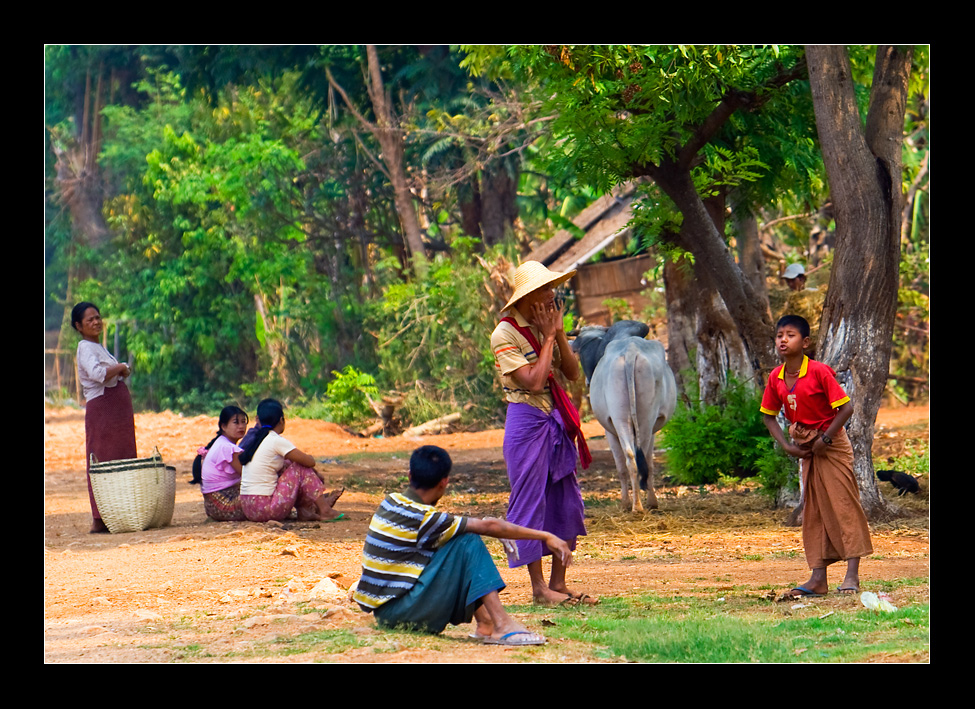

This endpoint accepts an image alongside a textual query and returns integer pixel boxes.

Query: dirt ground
[43,404,929,663]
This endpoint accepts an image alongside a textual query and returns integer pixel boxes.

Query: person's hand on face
[526,287,563,339]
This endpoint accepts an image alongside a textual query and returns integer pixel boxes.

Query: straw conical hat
[502,261,576,312]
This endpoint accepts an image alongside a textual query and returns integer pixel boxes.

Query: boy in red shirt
[760,315,873,599]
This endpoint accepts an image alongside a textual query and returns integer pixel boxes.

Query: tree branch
[759,203,831,233]
[325,66,376,133]
[679,56,808,168]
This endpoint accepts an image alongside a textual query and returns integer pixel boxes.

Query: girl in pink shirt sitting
[198,406,249,521]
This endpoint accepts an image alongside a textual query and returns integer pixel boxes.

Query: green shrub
[366,246,502,426]
[753,435,798,501]
[878,441,929,479]
[661,375,792,495]
[315,365,381,428]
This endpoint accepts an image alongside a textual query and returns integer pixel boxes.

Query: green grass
[159,592,928,663]
[157,580,927,663]
[525,593,929,663]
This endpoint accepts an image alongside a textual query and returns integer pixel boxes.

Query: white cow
[573,321,677,512]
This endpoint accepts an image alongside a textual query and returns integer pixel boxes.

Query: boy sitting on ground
[353,445,571,645]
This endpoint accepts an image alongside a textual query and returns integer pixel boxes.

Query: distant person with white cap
[781,262,808,292]
[776,261,824,359]
[490,261,597,606]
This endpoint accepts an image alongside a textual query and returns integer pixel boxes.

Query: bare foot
[781,570,828,599]
[549,584,599,605]
[472,619,494,640]
[295,501,320,521]
[778,577,828,600]
[317,507,344,521]
[563,592,599,606]
[484,626,546,645]
[532,588,574,606]
[309,487,343,521]
[321,488,344,507]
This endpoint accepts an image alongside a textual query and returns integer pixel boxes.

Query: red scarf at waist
[501,317,591,469]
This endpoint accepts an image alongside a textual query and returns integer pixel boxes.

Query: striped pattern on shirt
[490,314,560,413]
[353,489,468,611]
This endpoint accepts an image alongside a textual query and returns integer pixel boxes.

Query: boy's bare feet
[473,598,545,645]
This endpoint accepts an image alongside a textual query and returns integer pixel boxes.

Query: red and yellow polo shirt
[760,355,850,429]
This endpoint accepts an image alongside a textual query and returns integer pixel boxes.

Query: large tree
[806,45,917,519]
[325,46,429,275]
[465,45,813,388]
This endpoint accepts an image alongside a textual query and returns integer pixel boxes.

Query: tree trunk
[731,201,769,314]
[363,45,428,275]
[664,252,753,406]
[653,163,778,379]
[254,291,302,394]
[806,45,913,520]
[49,64,111,249]
[458,177,482,242]
[663,257,696,398]
[479,158,519,248]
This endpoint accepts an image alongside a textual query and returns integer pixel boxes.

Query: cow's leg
[605,430,638,512]
[643,436,658,510]
[626,450,643,513]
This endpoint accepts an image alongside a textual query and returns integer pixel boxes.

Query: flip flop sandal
[834,586,859,594]
[776,586,825,602]
[560,593,599,607]
[482,631,546,646]
[321,513,346,523]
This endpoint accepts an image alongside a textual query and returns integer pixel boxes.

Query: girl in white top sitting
[238,398,344,522]
[72,301,138,533]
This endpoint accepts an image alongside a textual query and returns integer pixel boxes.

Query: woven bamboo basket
[89,448,177,534]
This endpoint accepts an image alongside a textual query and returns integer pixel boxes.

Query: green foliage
[467,45,822,261]
[601,297,634,322]
[753,435,799,501]
[99,68,194,192]
[318,366,381,428]
[660,374,792,492]
[543,592,929,663]
[492,45,806,178]
[880,441,929,479]
[891,187,929,400]
[86,73,343,411]
[367,245,502,425]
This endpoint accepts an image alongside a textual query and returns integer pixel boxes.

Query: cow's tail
[625,345,652,490]
[625,346,650,489]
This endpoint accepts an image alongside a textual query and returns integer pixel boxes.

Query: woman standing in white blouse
[72,302,138,533]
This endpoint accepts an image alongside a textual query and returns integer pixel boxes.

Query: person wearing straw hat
[72,302,139,534]
[490,261,597,606]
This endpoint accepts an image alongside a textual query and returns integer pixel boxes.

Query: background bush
[660,374,794,498]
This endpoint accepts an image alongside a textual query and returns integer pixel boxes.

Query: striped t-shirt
[353,488,468,611]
